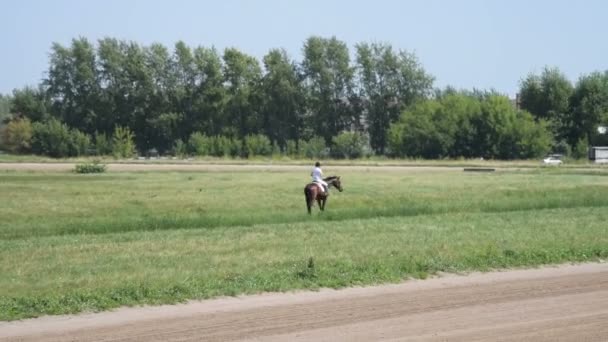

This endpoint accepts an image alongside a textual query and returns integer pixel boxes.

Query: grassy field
[1,166,607,320]
[0,152,601,168]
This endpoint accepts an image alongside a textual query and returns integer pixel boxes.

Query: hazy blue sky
[1,0,606,96]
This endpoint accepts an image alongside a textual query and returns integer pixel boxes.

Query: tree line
[1,36,607,159]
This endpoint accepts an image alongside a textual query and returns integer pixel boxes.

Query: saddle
[312,181,328,194]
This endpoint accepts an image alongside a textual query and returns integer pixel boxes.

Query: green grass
[0,167,607,320]
[0,152,603,168]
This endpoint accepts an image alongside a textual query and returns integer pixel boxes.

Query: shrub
[331,131,370,159]
[244,134,272,157]
[285,140,298,157]
[299,136,328,159]
[70,130,91,157]
[173,139,187,158]
[209,136,231,157]
[112,126,136,159]
[227,137,243,157]
[553,140,572,157]
[31,119,72,157]
[74,161,106,174]
[94,132,113,155]
[1,118,32,153]
[188,132,211,156]
[572,137,588,159]
[272,141,282,157]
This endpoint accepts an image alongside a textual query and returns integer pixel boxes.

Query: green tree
[302,36,356,143]
[190,47,227,136]
[1,118,33,153]
[46,38,101,133]
[0,94,11,122]
[331,131,370,159]
[566,71,608,146]
[571,137,589,159]
[519,67,573,120]
[356,42,434,153]
[244,134,272,157]
[389,94,552,159]
[388,101,451,158]
[112,126,136,158]
[10,87,50,122]
[31,119,72,157]
[260,49,305,147]
[223,48,263,138]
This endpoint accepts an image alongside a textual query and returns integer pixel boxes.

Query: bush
[272,141,282,157]
[188,132,211,156]
[31,119,72,157]
[285,140,298,157]
[1,118,32,153]
[227,137,243,157]
[572,137,588,159]
[553,140,572,157]
[70,130,91,157]
[112,126,136,158]
[299,136,328,159]
[209,136,232,157]
[31,119,93,158]
[74,161,106,174]
[173,139,187,158]
[94,132,113,155]
[244,134,272,157]
[512,114,552,159]
[331,131,370,159]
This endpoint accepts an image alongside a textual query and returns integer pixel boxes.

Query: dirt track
[1,263,607,341]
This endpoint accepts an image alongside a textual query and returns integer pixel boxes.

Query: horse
[304,176,343,214]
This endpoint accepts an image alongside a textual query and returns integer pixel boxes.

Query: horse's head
[326,176,343,192]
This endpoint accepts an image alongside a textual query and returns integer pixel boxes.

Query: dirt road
[1,263,606,341]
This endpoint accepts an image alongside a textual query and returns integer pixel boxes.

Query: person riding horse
[311,161,329,195]
[304,162,343,214]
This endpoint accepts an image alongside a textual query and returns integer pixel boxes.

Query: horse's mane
[324,176,338,182]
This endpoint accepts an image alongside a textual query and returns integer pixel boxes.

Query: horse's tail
[304,185,312,214]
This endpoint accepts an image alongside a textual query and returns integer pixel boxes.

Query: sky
[1,0,607,96]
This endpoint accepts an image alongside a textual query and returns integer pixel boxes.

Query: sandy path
[1,263,606,341]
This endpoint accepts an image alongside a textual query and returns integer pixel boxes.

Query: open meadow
[1,164,607,321]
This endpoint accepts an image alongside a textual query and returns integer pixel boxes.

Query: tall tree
[10,86,50,122]
[566,71,608,145]
[223,48,262,138]
[190,46,226,136]
[302,36,356,143]
[141,43,176,151]
[355,42,433,153]
[519,67,573,139]
[0,94,10,118]
[97,38,127,132]
[0,93,13,136]
[46,37,101,133]
[260,48,305,146]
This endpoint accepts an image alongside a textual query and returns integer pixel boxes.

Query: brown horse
[304,176,343,214]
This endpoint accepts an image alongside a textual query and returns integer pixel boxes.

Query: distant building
[589,146,608,164]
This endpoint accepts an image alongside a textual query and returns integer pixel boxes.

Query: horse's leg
[321,197,327,211]
[305,188,311,214]
[317,195,323,211]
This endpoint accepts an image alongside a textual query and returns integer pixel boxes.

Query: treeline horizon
[1,36,607,159]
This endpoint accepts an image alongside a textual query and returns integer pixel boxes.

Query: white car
[543,156,563,165]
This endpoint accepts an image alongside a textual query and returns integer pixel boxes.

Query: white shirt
[311,167,323,182]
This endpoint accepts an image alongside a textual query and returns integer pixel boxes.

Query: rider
[311,161,329,195]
